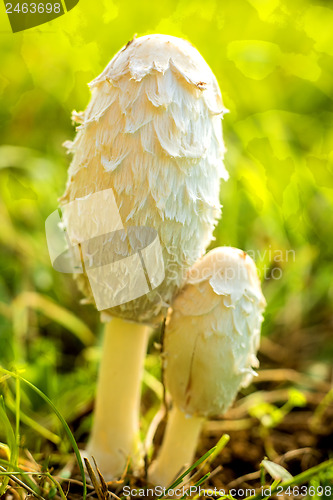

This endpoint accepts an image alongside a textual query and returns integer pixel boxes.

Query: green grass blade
[0,397,18,495]
[45,472,67,500]
[0,367,87,499]
[156,446,216,499]
[5,392,61,445]
[208,434,230,464]
[0,458,43,495]
[193,472,210,487]
[15,377,20,459]
[181,472,211,499]
[0,466,45,499]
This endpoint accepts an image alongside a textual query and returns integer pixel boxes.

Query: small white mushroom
[148,246,266,487]
[60,35,228,479]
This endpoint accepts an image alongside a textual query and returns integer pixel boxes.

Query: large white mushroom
[60,35,228,479]
[148,246,266,487]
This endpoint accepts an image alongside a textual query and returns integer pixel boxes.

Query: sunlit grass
[1,0,333,498]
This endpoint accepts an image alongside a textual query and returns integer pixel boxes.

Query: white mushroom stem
[148,247,266,487]
[85,317,150,479]
[148,406,204,487]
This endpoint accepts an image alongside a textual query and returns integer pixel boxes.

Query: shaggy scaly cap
[164,247,266,417]
[61,34,228,325]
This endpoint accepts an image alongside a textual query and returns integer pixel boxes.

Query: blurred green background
[0,0,332,458]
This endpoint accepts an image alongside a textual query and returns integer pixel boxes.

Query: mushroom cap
[60,35,228,325]
[89,35,225,115]
[164,247,266,418]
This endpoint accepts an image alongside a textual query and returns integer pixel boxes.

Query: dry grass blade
[13,292,95,346]
[109,491,122,500]
[92,457,109,497]
[227,470,261,489]
[54,477,95,490]
[84,458,107,500]
[145,405,166,455]
[0,465,45,499]
[256,369,331,392]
